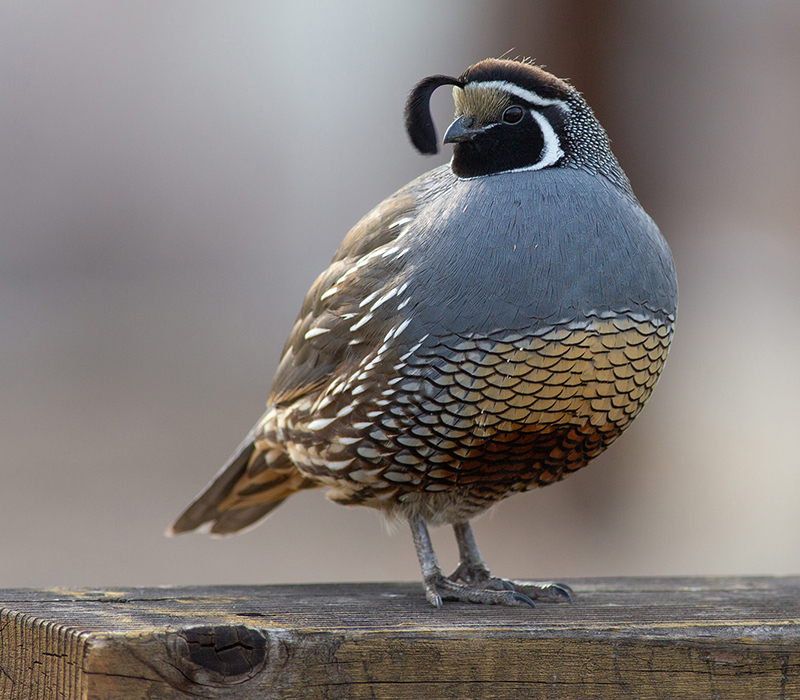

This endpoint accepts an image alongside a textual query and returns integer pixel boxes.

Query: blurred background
[2,0,800,589]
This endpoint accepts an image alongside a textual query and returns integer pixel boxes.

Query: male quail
[168,58,677,608]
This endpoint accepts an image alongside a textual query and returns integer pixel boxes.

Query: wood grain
[2,577,800,699]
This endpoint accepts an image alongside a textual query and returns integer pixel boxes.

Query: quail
[168,58,677,608]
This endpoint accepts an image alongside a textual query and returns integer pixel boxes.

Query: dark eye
[502,106,524,124]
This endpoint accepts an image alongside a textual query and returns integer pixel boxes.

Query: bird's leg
[448,521,497,585]
[409,514,447,608]
[408,515,535,607]
[448,520,574,604]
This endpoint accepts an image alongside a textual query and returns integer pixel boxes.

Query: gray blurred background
[2,0,800,588]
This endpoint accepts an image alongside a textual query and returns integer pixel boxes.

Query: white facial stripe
[465,80,570,110]
[524,109,563,170]
[450,82,568,178]
[449,107,564,178]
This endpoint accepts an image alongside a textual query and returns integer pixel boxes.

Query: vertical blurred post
[493,0,619,115]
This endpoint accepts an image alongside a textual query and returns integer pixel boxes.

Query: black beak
[443,115,483,145]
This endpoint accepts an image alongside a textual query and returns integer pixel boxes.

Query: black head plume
[404,75,464,155]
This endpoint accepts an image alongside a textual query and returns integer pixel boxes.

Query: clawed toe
[424,574,536,608]
[511,580,574,604]
[445,564,573,605]
[432,570,573,607]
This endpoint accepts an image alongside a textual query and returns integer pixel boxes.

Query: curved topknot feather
[404,74,463,155]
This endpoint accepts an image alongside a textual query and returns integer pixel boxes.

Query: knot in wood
[167,624,268,687]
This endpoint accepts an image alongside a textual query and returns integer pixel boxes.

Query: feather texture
[168,60,676,609]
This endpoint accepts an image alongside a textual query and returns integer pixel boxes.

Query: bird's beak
[443,115,482,145]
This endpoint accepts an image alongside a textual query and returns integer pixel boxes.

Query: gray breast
[402,168,677,337]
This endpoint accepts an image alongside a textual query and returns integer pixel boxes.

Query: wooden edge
[2,578,800,699]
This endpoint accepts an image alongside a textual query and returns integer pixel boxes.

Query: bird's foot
[423,572,536,608]
[434,562,573,607]
[411,517,573,607]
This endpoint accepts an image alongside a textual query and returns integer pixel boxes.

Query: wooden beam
[2,577,800,699]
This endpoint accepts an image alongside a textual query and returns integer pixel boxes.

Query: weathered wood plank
[2,577,800,699]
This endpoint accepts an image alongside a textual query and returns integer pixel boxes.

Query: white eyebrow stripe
[466,80,570,110]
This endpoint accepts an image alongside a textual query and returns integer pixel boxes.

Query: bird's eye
[502,106,524,124]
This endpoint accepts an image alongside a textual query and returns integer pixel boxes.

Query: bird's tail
[166,432,317,537]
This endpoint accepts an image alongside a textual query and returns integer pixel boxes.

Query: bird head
[405,58,613,180]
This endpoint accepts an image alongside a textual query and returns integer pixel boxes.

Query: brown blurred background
[2,0,800,588]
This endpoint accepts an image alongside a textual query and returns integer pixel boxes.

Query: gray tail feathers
[166,433,317,537]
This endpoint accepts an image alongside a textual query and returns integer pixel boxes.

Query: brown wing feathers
[168,190,420,536]
[167,432,317,536]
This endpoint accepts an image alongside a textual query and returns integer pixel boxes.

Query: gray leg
[409,515,446,608]
[449,521,495,584]
[408,516,537,607]
[449,521,574,604]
